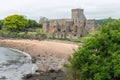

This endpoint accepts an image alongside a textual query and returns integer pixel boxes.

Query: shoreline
[0,38,78,58]
[0,38,79,80]
[8,48,32,60]
[0,47,34,80]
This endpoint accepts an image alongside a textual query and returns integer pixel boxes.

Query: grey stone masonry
[43,8,98,39]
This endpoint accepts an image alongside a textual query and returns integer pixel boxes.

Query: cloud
[81,0,120,19]
[0,0,120,21]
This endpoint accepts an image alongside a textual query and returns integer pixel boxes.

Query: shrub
[66,19,120,80]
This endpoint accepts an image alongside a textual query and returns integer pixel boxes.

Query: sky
[0,0,120,21]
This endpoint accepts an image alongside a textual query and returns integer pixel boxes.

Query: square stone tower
[72,8,86,20]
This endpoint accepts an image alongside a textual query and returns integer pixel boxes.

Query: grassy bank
[0,29,47,40]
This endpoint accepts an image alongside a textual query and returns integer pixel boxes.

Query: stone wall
[42,8,98,39]
[85,20,97,33]
[72,9,86,20]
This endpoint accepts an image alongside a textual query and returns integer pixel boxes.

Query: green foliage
[39,17,48,24]
[0,20,3,27]
[0,30,10,37]
[0,20,3,29]
[66,19,120,80]
[27,19,42,28]
[0,29,47,40]
[95,17,115,25]
[3,14,28,31]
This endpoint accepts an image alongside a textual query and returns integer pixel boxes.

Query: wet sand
[0,38,79,80]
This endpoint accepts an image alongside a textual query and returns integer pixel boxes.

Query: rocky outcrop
[0,39,78,80]
[23,70,66,80]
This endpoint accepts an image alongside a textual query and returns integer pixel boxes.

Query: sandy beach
[0,39,78,58]
[0,38,79,80]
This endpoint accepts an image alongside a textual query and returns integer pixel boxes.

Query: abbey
[43,8,97,39]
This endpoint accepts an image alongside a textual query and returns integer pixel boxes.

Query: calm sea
[0,47,34,80]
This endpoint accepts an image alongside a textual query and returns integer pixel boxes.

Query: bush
[66,19,120,80]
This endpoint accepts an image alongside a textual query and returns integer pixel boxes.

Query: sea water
[0,47,34,80]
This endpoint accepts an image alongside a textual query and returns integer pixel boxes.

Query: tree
[27,19,42,28]
[67,19,120,80]
[95,17,115,25]
[39,17,48,24]
[27,19,38,28]
[3,14,28,31]
[0,20,3,29]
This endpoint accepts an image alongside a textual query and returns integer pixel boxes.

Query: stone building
[43,8,97,39]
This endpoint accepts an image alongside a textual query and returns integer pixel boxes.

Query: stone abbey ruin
[43,8,97,39]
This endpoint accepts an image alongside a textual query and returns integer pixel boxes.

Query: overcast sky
[0,0,120,21]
